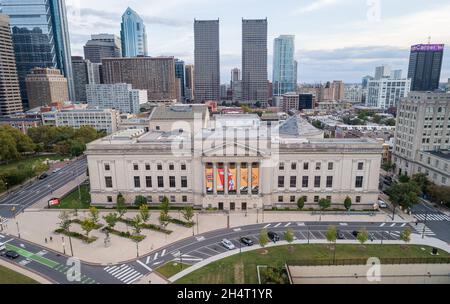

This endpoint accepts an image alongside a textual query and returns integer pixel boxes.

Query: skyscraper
[242,19,268,103]
[175,59,186,102]
[194,19,220,103]
[72,56,101,102]
[84,34,122,64]
[273,35,296,96]
[408,44,444,91]
[120,7,148,57]
[374,65,391,80]
[0,0,75,108]
[0,14,23,115]
[185,64,194,102]
[25,68,69,109]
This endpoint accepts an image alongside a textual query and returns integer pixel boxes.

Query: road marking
[263,224,271,228]
[233,228,242,232]
[136,260,153,272]
[0,234,4,238]
[339,223,348,226]
[152,261,163,266]
[274,223,281,228]
[297,222,305,226]
[161,249,166,257]
[145,256,151,264]
[204,246,222,254]
[125,273,143,284]
[379,223,386,227]
[284,222,291,227]
[5,243,58,268]
[400,223,406,227]
[153,253,159,260]
[196,236,205,241]
[390,223,396,227]
[178,257,203,262]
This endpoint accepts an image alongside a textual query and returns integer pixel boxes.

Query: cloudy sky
[66,0,450,84]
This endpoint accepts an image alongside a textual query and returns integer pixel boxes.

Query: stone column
[213,162,217,195]
[237,162,241,195]
[248,162,252,196]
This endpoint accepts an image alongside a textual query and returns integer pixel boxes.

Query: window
[290,176,297,188]
[303,162,309,170]
[134,176,141,188]
[291,162,297,170]
[104,164,110,171]
[302,196,308,202]
[157,163,163,170]
[107,196,112,203]
[157,176,164,188]
[156,126,160,131]
[182,196,187,203]
[133,164,139,171]
[326,196,332,201]
[181,176,188,188]
[145,164,150,170]
[169,176,176,188]
[315,162,321,170]
[314,196,319,203]
[302,176,309,188]
[170,196,176,203]
[181,163,186,170]
[278,196,283,203]
[326,176,333,188]
[290,196,296,203]
[356,196,361,203]
[355,176,364,188]
[279,162,285,170]
[105,176,113,188]
[357,162,364,170]
[145,176,152,188]
[169,163,175,171]
[147,196,152,203]
[314,176,321,188]
[278,176,285,188]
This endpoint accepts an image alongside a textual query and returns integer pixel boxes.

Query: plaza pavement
[1,208,411,264]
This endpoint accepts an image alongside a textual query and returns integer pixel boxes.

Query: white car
[221,239,235,250]
[378,200,387,208]
[52,168,62,173]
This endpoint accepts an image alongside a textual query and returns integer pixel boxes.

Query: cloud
[294,0,342,14]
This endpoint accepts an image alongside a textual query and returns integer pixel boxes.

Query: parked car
[352,231,359,237]
[240,237,253,246]
[337,231,345,240]
[220,239,235,250]
[38,173,48,180]
[268,231,280,242]
[0,244,6,252]
[52,168,62,174]
[378,200,387,208]
[5,250,19,259]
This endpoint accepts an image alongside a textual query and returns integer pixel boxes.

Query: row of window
[278,176,364,188]
[106,195,188,204]
[104,176,188,189]
[104,163,187,171]
[279,161,365,171]
[277,195,362,203]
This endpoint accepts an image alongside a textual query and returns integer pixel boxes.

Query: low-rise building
[0,117,41,134]
[148,104,210,134]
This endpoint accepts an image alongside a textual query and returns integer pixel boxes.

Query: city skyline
[64,0,450,83]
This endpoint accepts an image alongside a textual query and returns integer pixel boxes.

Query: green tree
[344,196,352,211]
[116,193,127,218]
[80,218,95,237]
[384,118,396,126]
[372,114,382,124]
[159,211,170,228]
[259,229,269,248]
[427,184,450,206]
[139,204,150,223]
[319,198,331,211]
[357,229,369,245]
[69,139,86,157]
[297,197,305,210]
[131,214,142,235]
[89,207,99,225]
[388,181,421,209]
[134,195,148,207]
[0,131,20,163]
[33,162,49,175]
[326,225,337,244]
[160,196,170,216]
[398,174,410,183]
[0,179,6,193]
[103,213,119,230]
[284,228,295,245]
[58,211,71,231]
[412,173,430,195]
[181,206,194,223]
[400,227,412,244]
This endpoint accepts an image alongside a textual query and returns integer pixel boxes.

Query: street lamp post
[196,213,199,235]
[307,226,310,244]
[136,241,139,258]
[62,236,66,255]
[422,211,428,239]
[256,208,259,224]
[67,226,74,256]
[16,220,20,238]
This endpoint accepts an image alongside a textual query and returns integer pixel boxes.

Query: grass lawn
[156,262,191,278]
[51,184,91,209]
[0,154,62,176]
[0,265,39,284]
[175,244,450,284]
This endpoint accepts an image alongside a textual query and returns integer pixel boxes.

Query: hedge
[54,228,97,244]
[102,227,145,242]
[117,218,173,234]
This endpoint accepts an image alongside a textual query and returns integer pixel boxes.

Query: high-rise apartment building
[366,78,411,109]
[25,68,69,108]
[231,68,242,102]
[391,69,403,80]
[273,35,296,96]
[72,56,101,102]
[84,34,122,64]
[102,57,177,103]
[0,14,23,116]
[194,19,220,103]
[242,19,268,103]
[120,7,148,57]
[408,44,444,92]
[281,92,299,113]
[393,92,450,186]
[319,81,345,102]
[185,64,194,102]
[0,0,75,106]
[374,65,391,80]
[175,59,186,102]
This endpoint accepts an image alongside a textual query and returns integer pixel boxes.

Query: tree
[80,218,95,237]
[116,193,127,218]
[427,184,450,206]
[344,196,352,211]
[372,114,382,124]
[400,227,412,245]
[58,211,71,231]
[357,229,369,245]
[139,204,150,223]
[0,179,6,193]
[103,213,119,230]
[89,206,99,225]
[131,214,142,235]
[33,162,49,175]
[284,228,294,244]
[181,206,194,223]
[326,225,337,245]
[134,195,148,207]
[297,197,305,210]
[398,174,410,183]
[160,196,170,217]
[69,139,86,157]
[159,211,170,228]
[412,173,430,195]
[319,198,331,211]
[0,131,20,163]
[388,181,421,209]
[259,229,269,248]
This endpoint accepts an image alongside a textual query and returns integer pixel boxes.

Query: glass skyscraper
[273,35,296,96]
[0,0,75,108]
[120,7,148,57]
[408,44,444,92]
[175,59,186,102]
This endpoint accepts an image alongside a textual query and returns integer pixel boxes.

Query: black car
[5,250,19,259]
[337,231,345,239]
[268,231,280,242]
[38,173,48,180]
[240,237,253,246]
[352,231,359,237]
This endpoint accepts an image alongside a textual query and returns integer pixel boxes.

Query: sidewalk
[2,209,412,264]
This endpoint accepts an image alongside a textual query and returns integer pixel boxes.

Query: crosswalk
[411,223,436,237]
[0,217,7,225]
[414,213,450,222]
[104,264,144,284]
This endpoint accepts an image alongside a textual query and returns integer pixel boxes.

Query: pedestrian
[45,238,47,243]
[50,236,53,242]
